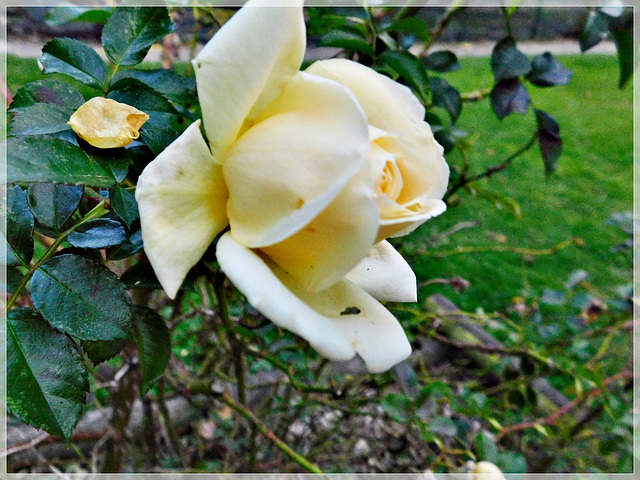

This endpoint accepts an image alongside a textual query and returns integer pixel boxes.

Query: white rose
[135,0,448,373]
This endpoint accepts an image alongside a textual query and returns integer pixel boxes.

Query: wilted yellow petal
[68,97,149,149]
[473,461,507,480]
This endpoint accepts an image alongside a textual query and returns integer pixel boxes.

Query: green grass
[7,53,632,313]
[408,54,633,312]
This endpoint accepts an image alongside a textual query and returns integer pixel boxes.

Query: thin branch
[444,133,537,201]
[418,236,583,258]
[415,5,463,57]
[496,370,634,442]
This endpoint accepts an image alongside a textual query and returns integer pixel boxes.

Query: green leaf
[7,136,115,187]
[4,267,25,293]
[105,229,144,261]
[380,50,430,104]
[110,187,139,228]
[497,451,527,473]
[107,79,178,114]
[121,259,162,290]
[320,25,374,56]
[102,7,173,67]
[30,254,132,341]
[139,112,186,155]
[27,183,84,232]
[11,79,85,109]
[491,37,531,82]
[386,17,430,42]
[1,186,35,267]
[45,6,112,26]
[67,219,127,248]
[40,38,107,89]
[476,431,499,463]
[423,50,460,73]
[132,306,171,395]
[431,416,457,437]
[490,79,530,119]
[612,28,635,89]
[380,393,413,423]
[81,338,128,365]
[7,308,89,441]
[9,103,74,136]
[580,10,610,53]
[84,146,132,184]
[535,109,562,175]
[110,69,194,105]
[430,77,462,122]
[527,52,572,87]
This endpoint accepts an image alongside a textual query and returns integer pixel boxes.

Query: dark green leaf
[107,79,178,114]
[527,52,572,87]
[535,109,562,175]
[102,7,173,67]
[430,77,462,122]
[386,17,430,42]
[110,187,139,228]
[380,393,413,423]
[612,28,635,89]
[121,259,162,290]
[423,50,460,73]
[476,431,499,463]
[9,103,74,136]
[106,229,144,260]
[491,37,531,82]
[139,113,185,155]
[45,7,111,26]
[84,146,132,183]
[81,338,128,365]
[110,69,194,105]
[7,308,88,441]
[40,38,107,89]
[7,136,115,187]
[27,183,84,231]
[497,451,527,473]
[4,267,25,293]
[132,306,171,394]
[67,219,127,248]
[380,50,430,103]
[319,26,374,56]
[2,186,35,267]
[11,80,85,109]
[30,254,132,341]
[431,416,457,437]
[490,79,531,119]
[580,10,610,52]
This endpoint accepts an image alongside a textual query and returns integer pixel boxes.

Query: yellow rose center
[375,158,403,202]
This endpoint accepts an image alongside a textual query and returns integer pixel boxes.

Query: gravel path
[6,38,617,62]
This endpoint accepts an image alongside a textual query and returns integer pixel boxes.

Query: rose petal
[136,120,228,298]
[260,159,379,292]
[193,0,305,159]
[224,72,370,248]
[307,58,449,201]
[68,97,149,149]
[378,199,447,240]
[345,241,417,302]
[217,233,412,373]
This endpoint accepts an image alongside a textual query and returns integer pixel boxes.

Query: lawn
[405,54,633,313]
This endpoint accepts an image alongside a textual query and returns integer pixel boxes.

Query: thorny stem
[5,201,109,312]
[444,133,537,201]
